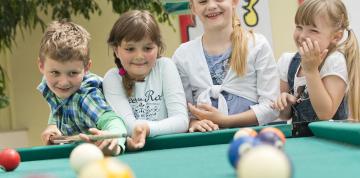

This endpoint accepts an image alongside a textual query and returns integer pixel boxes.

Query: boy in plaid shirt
[38,20,127,156]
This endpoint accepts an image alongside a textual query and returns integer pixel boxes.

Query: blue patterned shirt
[38,73,116,135]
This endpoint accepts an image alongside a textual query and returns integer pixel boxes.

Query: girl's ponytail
[342,29,360,120]
[230,10,253,76]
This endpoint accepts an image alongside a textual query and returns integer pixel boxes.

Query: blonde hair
[107,10,164,97]
[230,10,253,76]
[296,0,360,120]
[39,20,90,66]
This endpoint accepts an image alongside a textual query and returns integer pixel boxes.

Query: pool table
[1,121,360,178]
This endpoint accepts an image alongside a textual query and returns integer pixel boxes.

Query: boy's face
[38,57,90,99]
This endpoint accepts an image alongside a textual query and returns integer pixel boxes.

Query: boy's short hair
[39,20,90,66]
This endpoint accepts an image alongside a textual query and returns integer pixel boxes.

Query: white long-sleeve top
[172,33,279,125]
[103,57,189,136]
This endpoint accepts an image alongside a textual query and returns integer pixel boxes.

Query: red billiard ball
[0,148,21,171]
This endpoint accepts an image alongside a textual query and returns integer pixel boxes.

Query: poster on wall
[165,0,273,46]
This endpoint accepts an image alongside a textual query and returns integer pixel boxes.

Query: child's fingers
[288,94,297,104]
[197,103,216,112]
[98,139,111,150]
[52,128,62,136]
[127,136,144,150]
[189,127,195,132]
[202,120,219,130]
[126,137,136,151]
[276,95,285,110]
[302,40,309,53]
[199,121,213,131]
[79,133,91,142]
[194,125,206,132]
[107,139,117,150]
[137,138,145,149]
[270,102,276,109]
[321,48,329,60]
[280,94,289,109]
[299,46,305,57]
[41,133,51,145]
[189,105,208,120]
[306,38,314,50]
[88,128,102,135]
[192,120,216,132]
[189,123,206,132]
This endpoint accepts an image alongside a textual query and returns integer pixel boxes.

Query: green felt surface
[2,123,360,178]
[3,137,360,178]
[309,121,360,145]
[16,124,291,162]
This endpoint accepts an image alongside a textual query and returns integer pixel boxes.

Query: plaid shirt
[37,73,113,136]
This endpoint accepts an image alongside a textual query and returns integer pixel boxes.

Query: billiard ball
[228,136,255,168]
[78,158,134,178]
[255,131,283,149]
[233,128,257,140]
[260,127,286,144]
[0,148,21,171]
[69,143,104,173]
[237,145,292,178]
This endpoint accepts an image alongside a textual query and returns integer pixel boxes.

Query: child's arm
[79,83,127,156]
[273,80,297,120]
[188,102,257,127]
[95,111,127,155]
[126,123,149,151]
[41,124,61,145]
[103,68,148,136]
[248,36,280,125]
[300,39,347,120]
[146,59,189,136]
[79,112,127,156]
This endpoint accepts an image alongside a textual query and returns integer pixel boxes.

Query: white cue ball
[69,143,104,173]
[237,145,292,178]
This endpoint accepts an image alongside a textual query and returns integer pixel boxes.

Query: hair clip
[118,67,126,76]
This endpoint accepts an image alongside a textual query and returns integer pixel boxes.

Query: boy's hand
[188,103,226,125]
[126,123,149,151]
[272,92,297,111]
[41,125,62,145]
[79,128,122,156]
[188,119,219,132]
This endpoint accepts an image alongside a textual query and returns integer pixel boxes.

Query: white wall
[344,0,360,40]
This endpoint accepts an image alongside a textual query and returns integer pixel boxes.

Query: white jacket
[172,33,279,125]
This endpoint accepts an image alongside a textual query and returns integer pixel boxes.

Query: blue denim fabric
[288,53,347,122]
